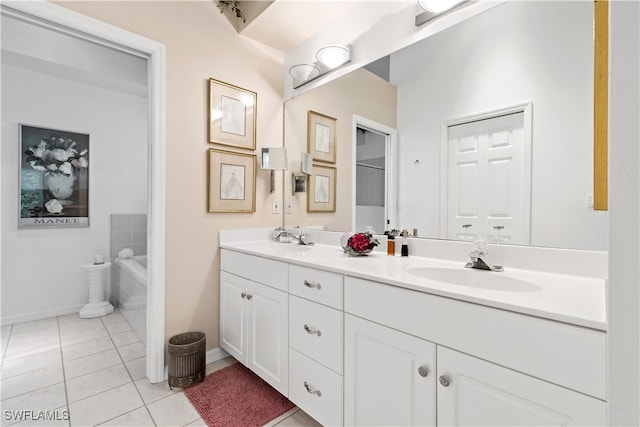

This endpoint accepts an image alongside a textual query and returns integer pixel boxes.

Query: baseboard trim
[163,346,231,380]
[1,304,84,326]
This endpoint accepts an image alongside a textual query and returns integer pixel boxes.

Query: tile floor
[1,310,320,427]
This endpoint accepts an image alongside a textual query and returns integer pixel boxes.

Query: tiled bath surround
[110,214,147,343]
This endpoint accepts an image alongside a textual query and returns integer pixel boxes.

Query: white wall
[1,63,147,324]
[393,1,608,251]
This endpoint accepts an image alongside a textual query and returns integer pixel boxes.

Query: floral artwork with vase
[19,125,90,228]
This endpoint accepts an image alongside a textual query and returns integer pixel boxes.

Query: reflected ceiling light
[416,0,468,26]
[316,45,351,69]
[289,64,320,82]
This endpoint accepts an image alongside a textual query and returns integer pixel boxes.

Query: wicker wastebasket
[168,332,206,389]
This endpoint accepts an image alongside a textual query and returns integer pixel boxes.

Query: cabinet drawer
[289,265,343,309]
[289,348,343,427]
[344,276,606,400]
[221,249,288,292]
[290,295,343,374]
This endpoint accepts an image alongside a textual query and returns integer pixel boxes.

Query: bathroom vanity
[219,229,607,426]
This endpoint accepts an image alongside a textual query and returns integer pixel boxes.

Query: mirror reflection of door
[444,111,531,245]
[355,127,387,233]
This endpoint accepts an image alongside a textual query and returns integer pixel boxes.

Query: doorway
[2,2,166,383]
[352,116,397,234]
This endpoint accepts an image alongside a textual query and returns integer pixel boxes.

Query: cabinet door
[248,281,289,396]
[344,314,436,426]
[219,271,248,365]
[437,346,606,426]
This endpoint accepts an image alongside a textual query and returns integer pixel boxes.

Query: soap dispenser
[401,229,409,257]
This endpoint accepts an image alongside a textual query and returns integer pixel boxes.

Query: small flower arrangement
[24,135,88,176]
[344,231,380,256]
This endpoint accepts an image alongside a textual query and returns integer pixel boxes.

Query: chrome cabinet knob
[418,366,429,377]
[241,292,247,299]
[246,294,253,300]
[439,375,451,387]
[303,280,321,290]
[303,324,322,336]
[304,381,322,397]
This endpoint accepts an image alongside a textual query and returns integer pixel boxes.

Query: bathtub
[115,255,147,344]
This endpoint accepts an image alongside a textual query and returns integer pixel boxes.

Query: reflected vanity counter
[219,228,607,426]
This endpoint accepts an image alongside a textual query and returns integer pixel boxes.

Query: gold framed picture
[307,110,336,163]
[208,78,256,150]
[208,149,256,213]
[307,164,336,212]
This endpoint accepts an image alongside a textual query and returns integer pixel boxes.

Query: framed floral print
[307,164,336,212]
[208,78,257,150]
[307,110,337,163]
[19,124,90,228]
[208,149,256,213]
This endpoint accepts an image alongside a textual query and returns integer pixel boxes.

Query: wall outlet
[272,198,281,214]
[285,198,293,214]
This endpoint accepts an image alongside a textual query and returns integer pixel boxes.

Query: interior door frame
[2,1,167,383]
[439,102,532,242]
[352,115,398,233]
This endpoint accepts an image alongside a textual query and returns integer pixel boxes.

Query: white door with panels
[445,111,530,244]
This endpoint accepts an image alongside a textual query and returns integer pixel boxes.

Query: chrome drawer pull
[303,280,322,290]
[246,294,253,300]
[241,292,247,299]
[304,381,322,397]
[303,324,322,336]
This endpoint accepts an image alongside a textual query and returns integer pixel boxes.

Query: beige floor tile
[61,336,114,361]
[8,326,58,347]
[133,378,178,404]
[116,342,145,362]
[184,418,207,426]
[63,349,122,380]
[204,356,237,375]
[264,408,299,427]
[4,337,60,362]
[274,409,322,427]
[2,349,61,379]
[1,325,12,354]
[124,357,146,381]
[1,365,64,400]
[60,326,108,348]
[59,318,102,335]
[68,383,143,427]
[104,321,132,336]
[111,331,140,348]
[0,383,67,427]
[100,311,126,325]
[98,407,154,427]
[146,392,200,427]
[57,313,82,324]
[10,318,57,335]
[66,364,130,403]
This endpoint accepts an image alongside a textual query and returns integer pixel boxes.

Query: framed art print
[208,78,257,150]
[307,164,336,212]
[19,124,89,228]
[307,110,337,163]
[208,148,256,213]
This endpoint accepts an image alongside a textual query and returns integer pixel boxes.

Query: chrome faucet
[291,227,314,246]
[465,239,503,272]
[273,227,291,243]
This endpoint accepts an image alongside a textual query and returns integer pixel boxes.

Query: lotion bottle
[401,229,409,257]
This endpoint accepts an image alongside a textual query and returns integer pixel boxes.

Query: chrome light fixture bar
[290,44,352,89]
[415,0,469,26]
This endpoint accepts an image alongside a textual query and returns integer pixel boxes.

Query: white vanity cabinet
[219,250,289,395]
[287,265,344,426]
[437,346,606,426]
[344,314,436,426]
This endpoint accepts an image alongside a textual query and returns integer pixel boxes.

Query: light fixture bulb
[417,0,462,14]
[316,45,350,69]
[289,64,321,82]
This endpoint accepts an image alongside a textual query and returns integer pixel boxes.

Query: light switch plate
[272,198,281,214]
[285,199,293,214]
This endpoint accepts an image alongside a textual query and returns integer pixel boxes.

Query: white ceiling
[238,0,364,52]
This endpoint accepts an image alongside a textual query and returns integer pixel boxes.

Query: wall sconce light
[292,174,306,195]
[415,0,468,26]
[261,147,288,193]
[290,44,352,89]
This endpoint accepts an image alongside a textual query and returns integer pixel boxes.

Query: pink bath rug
[183,362,295,427]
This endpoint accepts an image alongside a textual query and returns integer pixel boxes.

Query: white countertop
[220,240,607,332]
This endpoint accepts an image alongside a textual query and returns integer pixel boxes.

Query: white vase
[44,170,75,205]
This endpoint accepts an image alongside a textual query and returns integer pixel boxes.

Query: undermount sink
[406,267,541,292]
[276,244,312,252]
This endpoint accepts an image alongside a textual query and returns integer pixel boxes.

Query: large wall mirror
[283,0,608,251]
